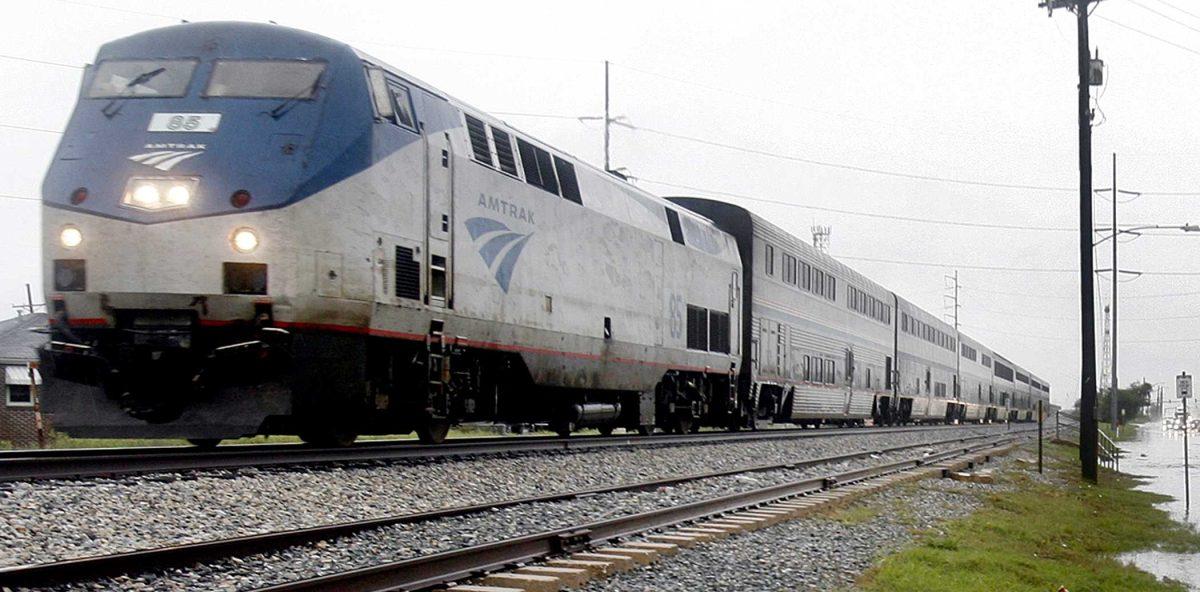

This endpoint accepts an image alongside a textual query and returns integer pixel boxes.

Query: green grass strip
[859,442,1200,592]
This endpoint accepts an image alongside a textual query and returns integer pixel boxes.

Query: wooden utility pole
[1041,0,1101,483]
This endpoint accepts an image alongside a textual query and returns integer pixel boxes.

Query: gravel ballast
[31,437,1015,592]
[583,455,1021,592]
[0,425,1020,570]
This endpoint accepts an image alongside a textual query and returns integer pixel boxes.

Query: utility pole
[1111,153,1119,434]
[603,60,611,173]
[1041,0,1101,482]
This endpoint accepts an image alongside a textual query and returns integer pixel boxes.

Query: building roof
[0,313,47,364]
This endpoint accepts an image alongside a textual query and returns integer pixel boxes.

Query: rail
[0,427,1034,589]
[251,435,1022,592]
[0,423,1000,482]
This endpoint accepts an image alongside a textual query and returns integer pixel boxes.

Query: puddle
[1119,550,1200,590]
[1110,418,1200,590]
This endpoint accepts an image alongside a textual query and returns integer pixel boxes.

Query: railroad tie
[625,540,684,554]
[569,552,637,572]
[478,572,562,592]
[593,546,660,565]
[443,586,525,592]
[513,566,591,587]
[544,558,615,577]
[644,533,703,548]
[675,526,730,540]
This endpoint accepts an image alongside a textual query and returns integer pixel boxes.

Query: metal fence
[1054,411,1122,471]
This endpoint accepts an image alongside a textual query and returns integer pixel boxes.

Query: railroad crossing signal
[1178,372,1192,399]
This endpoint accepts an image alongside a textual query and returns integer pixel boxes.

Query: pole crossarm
[1093,223,1200,246]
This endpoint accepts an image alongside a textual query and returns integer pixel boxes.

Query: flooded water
[1115,419,1200,590]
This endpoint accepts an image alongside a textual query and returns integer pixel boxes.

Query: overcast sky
[3,0,1200,408]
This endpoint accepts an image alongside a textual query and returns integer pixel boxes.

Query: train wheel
[186,438,222,449]
[416,420,451,445]
[597,426,615,437]
[636,425,653,436]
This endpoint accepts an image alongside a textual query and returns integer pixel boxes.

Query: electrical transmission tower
[811,225,831,254]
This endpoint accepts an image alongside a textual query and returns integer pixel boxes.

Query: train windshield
[204,60,326,99]
[87,59,198,98]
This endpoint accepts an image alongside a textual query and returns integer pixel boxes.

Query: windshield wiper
[268,71,324,120]
[102,67,167,118]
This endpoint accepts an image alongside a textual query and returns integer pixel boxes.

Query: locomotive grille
[464,114,491,164]
[709,310,731,354]
[394,246,420,300]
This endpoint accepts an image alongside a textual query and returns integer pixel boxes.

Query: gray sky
[3,0,1200,408]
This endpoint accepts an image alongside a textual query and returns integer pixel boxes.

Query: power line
[53,0,181,21]
[609,62,1057,151]
[638,178,1076,232]
[840,255,1077,274]
[1095,14,1200,57]
[629,124,1076,193]
[1149,0,1200,22]
[0,194,40,202]
[0,54,83,70]
[962,324,1075,343]
[1128,0,1200,34]
[0,123,63,135]
[490,111,589,121]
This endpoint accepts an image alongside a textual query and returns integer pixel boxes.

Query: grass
[1101,421,1142,443]
[857,442,1200,592]
[825,504,883,525]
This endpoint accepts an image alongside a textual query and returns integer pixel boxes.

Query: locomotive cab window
[205,59,326,98]
[388,84,417,129]
[88,59,198,98]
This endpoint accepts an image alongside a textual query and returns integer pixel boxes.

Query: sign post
[1178,372,1191,514]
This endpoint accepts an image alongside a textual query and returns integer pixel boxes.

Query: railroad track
[0,422,1018,482]
[0,427,1033,590]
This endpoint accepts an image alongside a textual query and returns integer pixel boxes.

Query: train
[37,22,1050,446]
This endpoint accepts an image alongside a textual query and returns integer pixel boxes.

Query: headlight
[60,226,82,248]
[166,185,190,206]
[122,177,198,211]
[231,227,259,253]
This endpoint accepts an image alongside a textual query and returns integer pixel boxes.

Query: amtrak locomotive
[39,22,1048,446]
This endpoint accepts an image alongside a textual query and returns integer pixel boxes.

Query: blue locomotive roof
[42,22,400,223]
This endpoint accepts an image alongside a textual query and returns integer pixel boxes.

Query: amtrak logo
[465,217,533,293]
[128,143,206,171]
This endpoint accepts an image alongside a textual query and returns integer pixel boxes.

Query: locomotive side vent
[394,246,421,300]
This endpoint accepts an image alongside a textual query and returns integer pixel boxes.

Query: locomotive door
[426,130,453,308]
[728,271,740,358]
